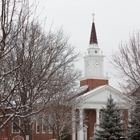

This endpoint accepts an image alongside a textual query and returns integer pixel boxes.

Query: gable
[81,85,125,103]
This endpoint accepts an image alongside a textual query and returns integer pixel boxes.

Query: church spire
[89,13,98,44]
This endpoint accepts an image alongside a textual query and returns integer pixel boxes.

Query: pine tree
[127,98,140,140]
[94,95,124,140]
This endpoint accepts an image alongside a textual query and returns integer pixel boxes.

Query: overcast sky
[34,0,140,89]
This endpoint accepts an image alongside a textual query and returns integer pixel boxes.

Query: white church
[72,14,128,140]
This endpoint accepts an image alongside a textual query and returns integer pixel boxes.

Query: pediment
[80,85,125,103]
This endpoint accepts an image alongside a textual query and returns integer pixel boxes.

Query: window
[36,115,40,133]
[12,118,20,133]
[42,117,46,133]
[42,125,46,133]
[49,125,53,133]
[49,115,53,133]
[36,123,40,133]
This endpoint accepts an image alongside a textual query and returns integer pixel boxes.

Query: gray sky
[35,0,140,89]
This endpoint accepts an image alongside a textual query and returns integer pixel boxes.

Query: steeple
[80,13,109,91]
[89,13,98,45]
[82,13,109,80]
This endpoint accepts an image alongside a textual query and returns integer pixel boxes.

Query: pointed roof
[89,13,98,44]
[77,85,128,109]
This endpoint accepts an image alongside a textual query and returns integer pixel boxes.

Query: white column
[72,109,76,140]
[96,109,100,125]
[78,109,83,140]
[83,125,88,140]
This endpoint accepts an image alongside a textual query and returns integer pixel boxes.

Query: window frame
[12,118,20,133]
[49,115,53,133]
[36,122,40,134]
[42,117,46,134]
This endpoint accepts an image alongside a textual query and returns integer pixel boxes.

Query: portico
[72,108,101,140]
[72,84,126,140]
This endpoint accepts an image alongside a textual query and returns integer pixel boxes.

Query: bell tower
[80,14,109,91]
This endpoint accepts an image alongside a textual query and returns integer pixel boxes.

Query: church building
[72,14,128,140]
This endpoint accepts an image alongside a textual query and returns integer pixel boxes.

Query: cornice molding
[81,76,109,81]
[83,101,106,104]
[82,85,124,101]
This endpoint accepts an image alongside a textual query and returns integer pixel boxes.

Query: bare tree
[15,23,80,140]
[0,2,80,140]
[0,0,31,127]
[110,32,140,95]
[110,31,140,139]
[41,65,83,140]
